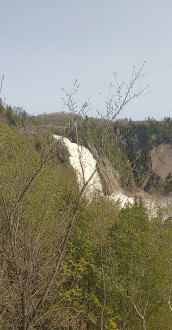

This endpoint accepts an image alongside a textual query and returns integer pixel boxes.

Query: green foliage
[0,101,31,128]
[33,112,172,193]
[113,120,172,192]
[145,171,163,194]
[5,105,16,125]
[0,99,4,116]
[163,173,172,194]
[105,202,172,329]
[76,117,134,190]
[1,119,172,329]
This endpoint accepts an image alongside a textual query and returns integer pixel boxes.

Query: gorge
[53,133,172,213]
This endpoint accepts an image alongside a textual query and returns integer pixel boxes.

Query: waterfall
[53,134,135,206]
[53,135,103,198]
[53,135,171,212]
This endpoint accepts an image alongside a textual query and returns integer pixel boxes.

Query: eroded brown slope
[150,143,172,180]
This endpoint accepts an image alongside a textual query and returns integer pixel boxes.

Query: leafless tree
[0,64,148,329]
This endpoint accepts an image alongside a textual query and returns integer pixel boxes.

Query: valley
[0,104,172,329]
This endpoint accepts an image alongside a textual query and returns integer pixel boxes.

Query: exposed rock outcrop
[150,143,172,180]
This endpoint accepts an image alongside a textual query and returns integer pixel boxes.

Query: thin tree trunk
[27,170,97,328]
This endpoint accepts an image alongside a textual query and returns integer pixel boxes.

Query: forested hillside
[114,118,172,194]
[0,102,172,329]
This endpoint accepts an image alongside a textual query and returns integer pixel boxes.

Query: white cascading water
[53,134,172,213]
[53,135,103,198]
[53,134,135,206]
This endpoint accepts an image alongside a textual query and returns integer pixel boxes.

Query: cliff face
[146,143,172,194]
[114,120,172,195]
[150,144,172,180]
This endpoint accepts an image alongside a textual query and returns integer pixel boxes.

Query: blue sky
[1,0,172,119]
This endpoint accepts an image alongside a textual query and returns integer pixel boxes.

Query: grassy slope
[0,121,78,233]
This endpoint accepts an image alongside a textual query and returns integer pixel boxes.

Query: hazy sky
[1,0,172,119]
